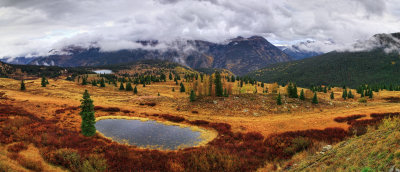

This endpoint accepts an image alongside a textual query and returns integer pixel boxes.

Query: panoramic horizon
[0,1,400,172]
[1,0,400,58]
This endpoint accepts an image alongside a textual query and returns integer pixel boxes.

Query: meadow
[1,74,400,171]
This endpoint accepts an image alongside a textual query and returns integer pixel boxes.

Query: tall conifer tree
[80,90,96,136]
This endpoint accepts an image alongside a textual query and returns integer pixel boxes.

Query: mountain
[278,40,334,60]
[353,32,400,52]
[247,33,400,88]
[2,36,292,75]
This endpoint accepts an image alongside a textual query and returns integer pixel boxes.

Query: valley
[0,61,400,171]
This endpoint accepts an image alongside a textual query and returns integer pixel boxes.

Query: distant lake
[94,69,113,74]
[95,119,204,150]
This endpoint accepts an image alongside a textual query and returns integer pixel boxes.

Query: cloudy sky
[1,0,400,58]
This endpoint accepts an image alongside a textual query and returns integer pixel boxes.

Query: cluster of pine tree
[310,85,330,93]
[341,88,355,99]
[286,83,298,98]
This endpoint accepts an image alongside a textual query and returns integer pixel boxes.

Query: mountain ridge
[2,36,292,75]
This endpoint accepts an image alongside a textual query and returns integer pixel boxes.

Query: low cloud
[0,0,400,58]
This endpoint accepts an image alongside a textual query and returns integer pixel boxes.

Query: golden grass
[0,144,66,172]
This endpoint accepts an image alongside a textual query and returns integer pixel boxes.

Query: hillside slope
[291,117,400,171]
[247,49,400,88]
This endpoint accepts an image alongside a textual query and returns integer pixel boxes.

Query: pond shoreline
[95,116,218,151]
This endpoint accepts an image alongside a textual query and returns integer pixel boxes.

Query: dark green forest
[247,49,400,88]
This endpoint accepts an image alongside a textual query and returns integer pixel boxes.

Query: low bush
[79,154,107,172]
[243,132,264,141]
[160,114,185,123]
[102,107,120,112]
[94,106,104,110]
[358,98,367,103]
[370,112,400,119]
[264,127,347,160]
[209,123,232,135]
[334,114,366,123]
[283,137,311,155]
[49,148,82,171]
[7,142,28,153]
[189,120,209,126]
[140,102,157,107]
[122,110,130,113]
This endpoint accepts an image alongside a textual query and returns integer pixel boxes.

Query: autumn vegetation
[1,61,400,171]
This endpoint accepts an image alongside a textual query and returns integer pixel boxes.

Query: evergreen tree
[172,87,175,92]
[330,92,334,99]
[126,82,133,91]
[342,89,347,100]
[287,83,293,97]
[323,86,327,93]
[361,90,365,97]
[100,78,105,87]
[169,73,173,80]
[299,89,305,100]
[133,86,138,94]
[79,90,96,136]
[265,87,269,93]
[261,82,265,88]
[214,72,223,97]
[277,93,282,105]
[312,92,318,104]
[180,82,185,92]
[143,83,146,87]
[119,82,125,90]
[81,77,88,85]
[369,90,373,99]
[158,92,160,96]
[189,90,196,102]
[91,80,98,86]
[348,90,354,99]
[224,88,229,97]
[41,76,47,87]
[293,84,298,98]
[20,80,26,91]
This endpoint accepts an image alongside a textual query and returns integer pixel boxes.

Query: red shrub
[264,127,348,160]
[94,106,104,110]
[347,118,382,136]
[189,120,209,126]
[122,110,130,113]
[102,107,121,112]
[140,102,156,107]
[7,142,28,153]
[244,132,264,141]
[191,110,199,114]
[334,114,366,123]
[160,114,185,123]
[370,112,400,119]
[209,123,232,135]
[55,109,66,114]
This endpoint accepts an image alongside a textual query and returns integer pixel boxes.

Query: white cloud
[0,0,399,58]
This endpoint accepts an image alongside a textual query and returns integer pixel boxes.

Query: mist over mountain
[2,36,291,75]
